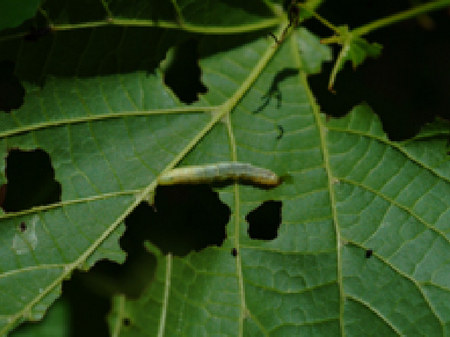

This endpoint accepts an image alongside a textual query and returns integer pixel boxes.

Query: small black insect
[365,249,373,258]
[269,1,301,44]
[231,248,238,257]
[287,1,301,29]
[268,32,280,44]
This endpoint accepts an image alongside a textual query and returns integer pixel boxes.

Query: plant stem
[297,2,340,33]
[354,0,450,36]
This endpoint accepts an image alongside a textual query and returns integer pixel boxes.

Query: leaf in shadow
[0,60,25,113]
[253,68,299,113]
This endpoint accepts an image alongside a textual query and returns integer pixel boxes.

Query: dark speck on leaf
[277,124,284,140]
[231,248,238,257]
[19,222,27,232]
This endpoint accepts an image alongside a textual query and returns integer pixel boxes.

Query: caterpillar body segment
[157,162,280,187]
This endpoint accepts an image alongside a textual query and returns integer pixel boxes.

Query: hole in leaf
[70,205,164,300]
[0,60,25,113]
[0,184,6,209]
[62,272,110,336]
[231,248,238,257]
[246,200,282,240]
[63,217,160,300]
[162,39,207,104]
[62,239,159,326]
[125,185,229,257]
[365,249,373,258]
[1,149,62,212]
[76,252,157,300]
[63,206,160,301]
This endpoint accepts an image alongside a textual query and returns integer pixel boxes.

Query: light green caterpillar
[157,162,281,187]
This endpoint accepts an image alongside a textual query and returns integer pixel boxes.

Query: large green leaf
[1,1,449,336]
[0,0,40,31]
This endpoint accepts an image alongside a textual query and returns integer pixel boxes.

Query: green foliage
[1,0,450,336]
[328,25,382,89]
[0,0,40,31]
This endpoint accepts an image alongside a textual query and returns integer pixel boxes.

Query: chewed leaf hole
[1,149,61,212]
[162,38,207,104]
[61,271,110,336]
[246,200,282,240]
[125,185,230,257]
[0,60,25,113]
